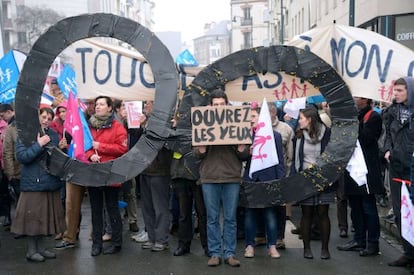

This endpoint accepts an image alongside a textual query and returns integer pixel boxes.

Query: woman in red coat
[85,96,128,256]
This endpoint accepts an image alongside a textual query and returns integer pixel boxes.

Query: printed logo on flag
[58,65,77,99]
[0,51,22,103]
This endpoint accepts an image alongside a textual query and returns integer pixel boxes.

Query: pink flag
[249,98,279,178]
[64,91,87,162]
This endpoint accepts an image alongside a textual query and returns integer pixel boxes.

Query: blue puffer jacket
[16,128,63,192]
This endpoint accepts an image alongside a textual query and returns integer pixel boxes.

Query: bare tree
[13,5,64,53]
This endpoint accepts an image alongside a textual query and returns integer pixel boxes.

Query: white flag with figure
[249,98,279,178]
[401,182,414,246]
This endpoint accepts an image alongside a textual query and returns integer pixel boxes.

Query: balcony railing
[241,17,252,26]
[2,18,13,30]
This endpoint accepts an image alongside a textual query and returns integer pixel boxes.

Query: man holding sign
[193,90,249,267]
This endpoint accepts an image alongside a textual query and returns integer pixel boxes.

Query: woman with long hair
[293,107,332,260]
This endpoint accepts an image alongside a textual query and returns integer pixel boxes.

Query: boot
[26,236,45,262]
[359,242,379,257]
[37,236,56,259]
[174,241,190,256]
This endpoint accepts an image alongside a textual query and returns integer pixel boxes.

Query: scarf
[89,113,113,129]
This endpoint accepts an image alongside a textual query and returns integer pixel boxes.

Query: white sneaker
[131,231,149,243]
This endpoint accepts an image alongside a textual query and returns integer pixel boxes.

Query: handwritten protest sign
[125,101,143,128]
[191,105,252,146]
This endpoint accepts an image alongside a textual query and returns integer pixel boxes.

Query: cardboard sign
[125,101,143,128]
[191,105,252,146]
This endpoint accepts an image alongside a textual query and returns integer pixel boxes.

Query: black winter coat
[344,106,384,195]
[170,151,200,182]
[383,103,414,180]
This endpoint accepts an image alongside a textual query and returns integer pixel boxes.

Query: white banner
[63,38,320,102]
[287,24,414,103]
[64,38,156,101]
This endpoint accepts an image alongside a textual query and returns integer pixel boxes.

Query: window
[285,10,289,25]
[18,32,27,44]
[243,7,251,19]
[302,8,304,32]
[4,31,10,51]
[318,0,321,20]
[243,32,252,48]
[210,44,221,58]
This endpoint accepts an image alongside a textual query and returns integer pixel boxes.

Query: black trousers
[348,194,380,245]
[88,186,122,248]
[275,205,286,239]
[172,179,207,249]
[336,176,348,231]
[0,171,11,218]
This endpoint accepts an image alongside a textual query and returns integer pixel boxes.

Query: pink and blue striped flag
[63,90,92,162]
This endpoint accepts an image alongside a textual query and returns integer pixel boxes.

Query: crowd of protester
[0,76,413,273]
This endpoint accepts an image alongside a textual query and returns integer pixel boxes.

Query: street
[0,198,410,275]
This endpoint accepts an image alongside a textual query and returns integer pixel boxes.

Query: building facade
[230,0,270,52]
[193,20,231,66]
[269,0,414,51]
[0,0,155,55]
[1,0,18,54]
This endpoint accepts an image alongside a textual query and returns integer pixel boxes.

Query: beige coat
[3,122,21,180]
[272,118,294,176]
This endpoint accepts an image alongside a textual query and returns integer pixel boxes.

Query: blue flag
[175,49,199,66]
[0,51,21,103]
[58,64,77,99]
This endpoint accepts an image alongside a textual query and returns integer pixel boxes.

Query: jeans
[88,186,122,248]
[245,207,277,247]
[348,194,380,245]
[202,183,239,259]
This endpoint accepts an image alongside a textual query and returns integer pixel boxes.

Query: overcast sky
[153,0,231,42]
